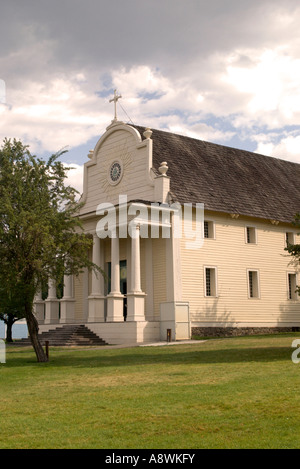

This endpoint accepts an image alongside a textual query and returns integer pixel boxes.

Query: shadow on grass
[4,343,295,369]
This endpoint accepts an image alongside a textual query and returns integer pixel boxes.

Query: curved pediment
[79,122,154,215]
[93,122,142,159]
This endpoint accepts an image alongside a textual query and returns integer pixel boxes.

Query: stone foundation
[192,326,300,338]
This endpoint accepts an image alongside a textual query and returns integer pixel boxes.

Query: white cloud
[2,53,300,169]
[0,79,5,104]
[0,76,111,153]
[2,1,300,168]
[255,135,300,164]
[223,47,300,128]
[63,163,84,195]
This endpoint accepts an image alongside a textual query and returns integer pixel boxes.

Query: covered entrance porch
[87,224,147,324]
[35,201,190,344]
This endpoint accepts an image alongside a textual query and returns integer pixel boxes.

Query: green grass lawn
[1,334,300,449]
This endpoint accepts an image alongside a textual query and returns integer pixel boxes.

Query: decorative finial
[88,150,94,159]
[109,89,122,123]
[143,127,153,139]
[159,161,168,176]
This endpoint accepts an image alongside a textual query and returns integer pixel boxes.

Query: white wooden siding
[180,212,300,326]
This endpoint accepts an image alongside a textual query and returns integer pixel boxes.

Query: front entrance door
[107,260,127,321]
[120,260,127,321]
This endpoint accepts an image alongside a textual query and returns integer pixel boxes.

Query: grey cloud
[2,0,300,164]
[2,0,299,83]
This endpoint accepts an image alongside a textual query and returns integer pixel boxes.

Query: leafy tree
[0,280,26,342]
[0,139,98,362]
[285,213,300,295]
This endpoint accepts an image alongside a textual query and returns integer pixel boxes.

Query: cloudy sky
[1,0,300,192]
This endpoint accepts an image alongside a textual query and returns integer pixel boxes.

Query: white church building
[36,99,300,344]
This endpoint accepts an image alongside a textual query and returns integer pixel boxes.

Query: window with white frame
[288,273,298,300]
[247,270,260,298]
[205,267,217,297]
[204,220,215,239]
[246,226,257,244]
[286,232,295,247]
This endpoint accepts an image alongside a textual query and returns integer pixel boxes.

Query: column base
[127,292,146,321]
[60,298,76,324]
[44,299,60,324]
[88,295,106,323]
[106,293,124,322]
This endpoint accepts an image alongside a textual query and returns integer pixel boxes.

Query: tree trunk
[5,316,14,343]
[25,304,48,362]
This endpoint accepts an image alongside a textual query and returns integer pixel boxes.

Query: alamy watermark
[95,195,204,250]
[0,339,6,363]
[291,339,300,364]
[0,79,6,104]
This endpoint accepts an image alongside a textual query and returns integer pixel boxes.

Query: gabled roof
[133,125,300,224]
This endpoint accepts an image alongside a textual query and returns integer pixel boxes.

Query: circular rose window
[108,161,123,185]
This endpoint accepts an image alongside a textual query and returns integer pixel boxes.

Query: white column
[145,238,154,320]
[91,234,103,295]
[48,279,57,299]
[83,268,89,321]
[45,278,60,324]
[131,225,142,293]
[166,212,182,302]
[111,234,120,294]
[63,274,73,299]
[35,289,42,301]
[126,237,132,293]
[60,272,75,324]
[127,225,146,321]
[33,289,45,324]
[107,232,124,321]
[88,233,105,323]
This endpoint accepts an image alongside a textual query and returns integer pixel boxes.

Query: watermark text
[0,339,6,363]
[291,339,300,364]
[95,195,204,250]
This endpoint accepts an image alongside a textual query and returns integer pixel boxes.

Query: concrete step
[11,324,108,347]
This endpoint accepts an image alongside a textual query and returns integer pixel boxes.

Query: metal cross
[109,89,122,122]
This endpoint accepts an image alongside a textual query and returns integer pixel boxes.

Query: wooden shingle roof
[133,125,300,224]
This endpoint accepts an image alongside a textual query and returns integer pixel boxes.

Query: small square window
[246,226,256,244]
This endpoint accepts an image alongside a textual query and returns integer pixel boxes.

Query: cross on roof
[109,89,122,123]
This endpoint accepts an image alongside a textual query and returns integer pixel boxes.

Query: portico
[41,219,151,325]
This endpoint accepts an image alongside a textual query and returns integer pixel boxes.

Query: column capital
[129,223,141,239]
